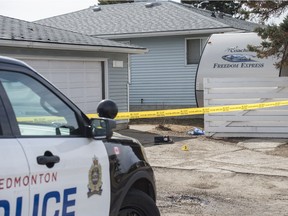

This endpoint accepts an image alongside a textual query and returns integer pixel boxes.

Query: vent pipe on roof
[218,12,224,18]
[92,5,101,12]
[145,2,161,8]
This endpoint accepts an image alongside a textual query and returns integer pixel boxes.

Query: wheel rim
[118,207,146,216]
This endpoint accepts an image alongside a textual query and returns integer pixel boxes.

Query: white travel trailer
[195,32,282,107]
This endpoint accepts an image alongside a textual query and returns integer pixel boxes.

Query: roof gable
[36,1,251,38]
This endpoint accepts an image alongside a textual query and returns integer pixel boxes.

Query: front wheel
[118,189,160,216]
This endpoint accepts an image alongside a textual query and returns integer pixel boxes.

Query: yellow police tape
[87,100,288,120]
[16,100,288,123]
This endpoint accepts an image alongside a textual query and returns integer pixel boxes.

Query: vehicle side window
[0,71,80,136]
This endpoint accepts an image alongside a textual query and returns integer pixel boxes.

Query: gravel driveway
[119,123,288,216]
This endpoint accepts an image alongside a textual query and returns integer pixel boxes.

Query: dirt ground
[121,118,288,216]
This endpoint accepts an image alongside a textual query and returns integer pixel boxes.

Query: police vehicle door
[0,77,30,216]
[1,71,111,215]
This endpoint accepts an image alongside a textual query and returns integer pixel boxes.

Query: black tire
[118,189,160,216]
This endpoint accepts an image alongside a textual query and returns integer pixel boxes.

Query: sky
[1,0,181,22]
[1,0,100,21]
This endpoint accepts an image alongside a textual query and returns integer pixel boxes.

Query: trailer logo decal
[226,46,250,53]
[87,156,103,198]
[222,54,256,62]
[213,62,264,69]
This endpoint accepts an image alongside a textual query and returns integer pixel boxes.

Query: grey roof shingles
[0,15,145,50]
[184,4,262,32]
[36,1,261,37]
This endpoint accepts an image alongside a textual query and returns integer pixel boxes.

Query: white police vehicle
[0,56,160,216]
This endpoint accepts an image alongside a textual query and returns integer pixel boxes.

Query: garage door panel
[85,83,98,88]
[76,102,99,113]
[49,73,67,82]
[69,88,84,97]
[23,60,52,80]
[86,73,101,82]
[70,89,102,100]
[85,101,100,112]
[69,82,85,88]
[86,61,101,68]
[86,87,101,97]
[68,61,85,68]
[49,61,69,69]
[70,79,85,85]
[70,97,86,104]
[51,82,68,88]
[24,59,48,68]
[19,59,102,114]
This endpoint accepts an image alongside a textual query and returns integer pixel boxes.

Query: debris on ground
[154,135,174,144]
[156,124,172,131]
[167,194,208,206]
[187,127,205,136]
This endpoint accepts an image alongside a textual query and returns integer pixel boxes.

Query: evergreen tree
[243,1,288,69]
[181,1,243,17]
[241,1,288,23]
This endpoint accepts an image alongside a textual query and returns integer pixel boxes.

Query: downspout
[127,54,131,114]
[101,61,105,99]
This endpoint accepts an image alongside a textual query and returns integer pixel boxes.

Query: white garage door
[22,58,103,114]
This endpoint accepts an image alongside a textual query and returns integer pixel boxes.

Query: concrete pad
[120,126,288,178]
[129,124,156,132]
[145,137,288,177]
[237,139,288,152]
[207,149,288,177]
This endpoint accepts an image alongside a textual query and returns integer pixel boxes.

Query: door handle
[37,151,60,168]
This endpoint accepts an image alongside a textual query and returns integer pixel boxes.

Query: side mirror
[90,118,116,140]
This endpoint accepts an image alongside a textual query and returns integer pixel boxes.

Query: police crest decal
[87,156,103,197]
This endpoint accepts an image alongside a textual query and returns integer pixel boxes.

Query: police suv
[0,56,160,216]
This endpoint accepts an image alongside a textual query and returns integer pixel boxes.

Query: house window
[186,38,207,64]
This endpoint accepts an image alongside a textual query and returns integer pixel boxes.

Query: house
[0,15,147,116]
[36,1,261,110]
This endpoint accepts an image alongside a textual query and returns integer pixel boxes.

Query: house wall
[0,47,129,113]
[118,35,209,111]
